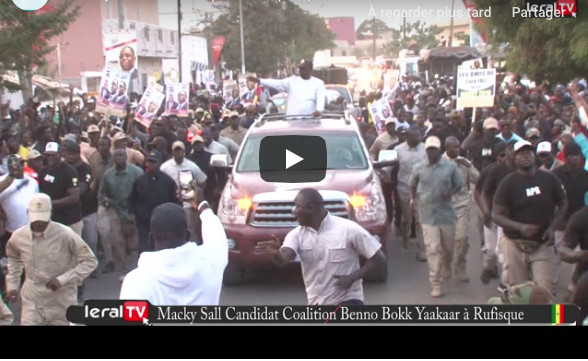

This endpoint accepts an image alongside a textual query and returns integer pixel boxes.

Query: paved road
[5,206,574,324]
[81,206,574,305]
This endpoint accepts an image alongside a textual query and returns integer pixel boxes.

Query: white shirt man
[256,59,326,116]
[120,202,227,305]
[0,174,38,235]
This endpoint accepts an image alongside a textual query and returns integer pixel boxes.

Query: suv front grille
[250,200,350,227]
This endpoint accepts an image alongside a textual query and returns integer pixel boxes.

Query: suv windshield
[237,133,369,172]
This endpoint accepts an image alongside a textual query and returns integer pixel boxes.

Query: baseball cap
[150,203,187,237]
[87,124,100,133]
[63,134,78,144]
[229,111,240,118]
[27,149,42,161]
[385,117,398,126]
[526,127,541,139]
[488,282,554,305]
[195,107,204,113]
[482,117,498,130]
[28,193,52,223]
[62,140,80,153]
[172,141,185,151]
[146,150,162,163]
[8,154,23,167]
[493,141,508,155]
[424,136,441,149]
[536,141,552,154]
[111,132,128,143]
[191,135,204,144]
[449,110,461,118]
[514,140,534,153]
[397,123,409,134]
[44,142,59,154]
[222,109,232,118]
[298,58,313,68]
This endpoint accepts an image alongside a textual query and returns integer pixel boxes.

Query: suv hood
[229,169,376,197]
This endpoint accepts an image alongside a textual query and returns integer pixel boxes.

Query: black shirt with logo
[562,207,588,282]
[38,162,83,225]
[483,164,515,210]
[75,162,98,217]
[469,138,502,171]
[552,166,588,222]
[493,170,566,242]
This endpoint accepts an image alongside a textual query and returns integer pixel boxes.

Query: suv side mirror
[372,160,397,169]
[210,154,233,171]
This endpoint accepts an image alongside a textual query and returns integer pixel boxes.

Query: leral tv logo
[11,0,48,11]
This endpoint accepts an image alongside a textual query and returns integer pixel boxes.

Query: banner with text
[456,67,496,108]
[67,302,581,326]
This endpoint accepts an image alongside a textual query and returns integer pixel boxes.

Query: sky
[159,0,471,32]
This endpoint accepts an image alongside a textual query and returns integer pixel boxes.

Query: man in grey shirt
[395,127,427,260]
[410,136,464,298]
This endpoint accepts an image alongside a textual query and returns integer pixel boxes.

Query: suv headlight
[219,189,251,225]
[350,183,386,223]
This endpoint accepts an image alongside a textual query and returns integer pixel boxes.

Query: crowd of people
[366,76,588,303]
[0,59,588,324]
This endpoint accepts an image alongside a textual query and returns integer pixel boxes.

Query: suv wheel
[223,264,244,285]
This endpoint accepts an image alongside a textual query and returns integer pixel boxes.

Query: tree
[472,0,588,83]
[0,0,80,101]
[356,18,390,40]
[382,21,441,58]
[210,0,335,75]
[455,32,470,47]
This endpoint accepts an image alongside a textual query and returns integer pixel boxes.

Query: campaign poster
[368,98,394,134]
[456,66,496,108]
[103,30,140,96]
[96,65,131,117]
[163,83,190,117]
[136,85,165,129]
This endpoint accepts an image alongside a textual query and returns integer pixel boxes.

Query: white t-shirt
[0,175,38,233]
[160,158,207,208]
[261,76,326,116]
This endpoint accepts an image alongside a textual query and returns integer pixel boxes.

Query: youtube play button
[259,136,327,183]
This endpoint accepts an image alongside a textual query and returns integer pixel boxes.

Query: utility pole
[403,15,406,40]
[372,17,376,61]
[177,0,183,82]
[239,0,246,74]
[449,0,455,47]
[117,0,124,29]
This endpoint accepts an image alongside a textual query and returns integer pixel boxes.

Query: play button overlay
[260,135,327,183]
[285,149,303,169]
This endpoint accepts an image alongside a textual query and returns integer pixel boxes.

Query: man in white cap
[80,124,101,160]
[463,117,502,172]
[220,111,247,146]
[38,142,84,236]
[536,141,562,172]
[5,193,97,325]
[409,136,464,298]
[492,140,567,295]
[247,59,326,117]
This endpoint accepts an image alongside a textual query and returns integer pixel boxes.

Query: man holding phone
[161,141,207,242]
[120,182,228,305]
[131,150,180,253]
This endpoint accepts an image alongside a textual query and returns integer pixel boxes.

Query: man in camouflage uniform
[5,193,97,325]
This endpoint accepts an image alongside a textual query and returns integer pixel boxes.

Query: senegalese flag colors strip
[552,304,564,325]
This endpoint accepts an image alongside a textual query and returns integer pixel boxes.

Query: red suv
[217,114,390,284]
